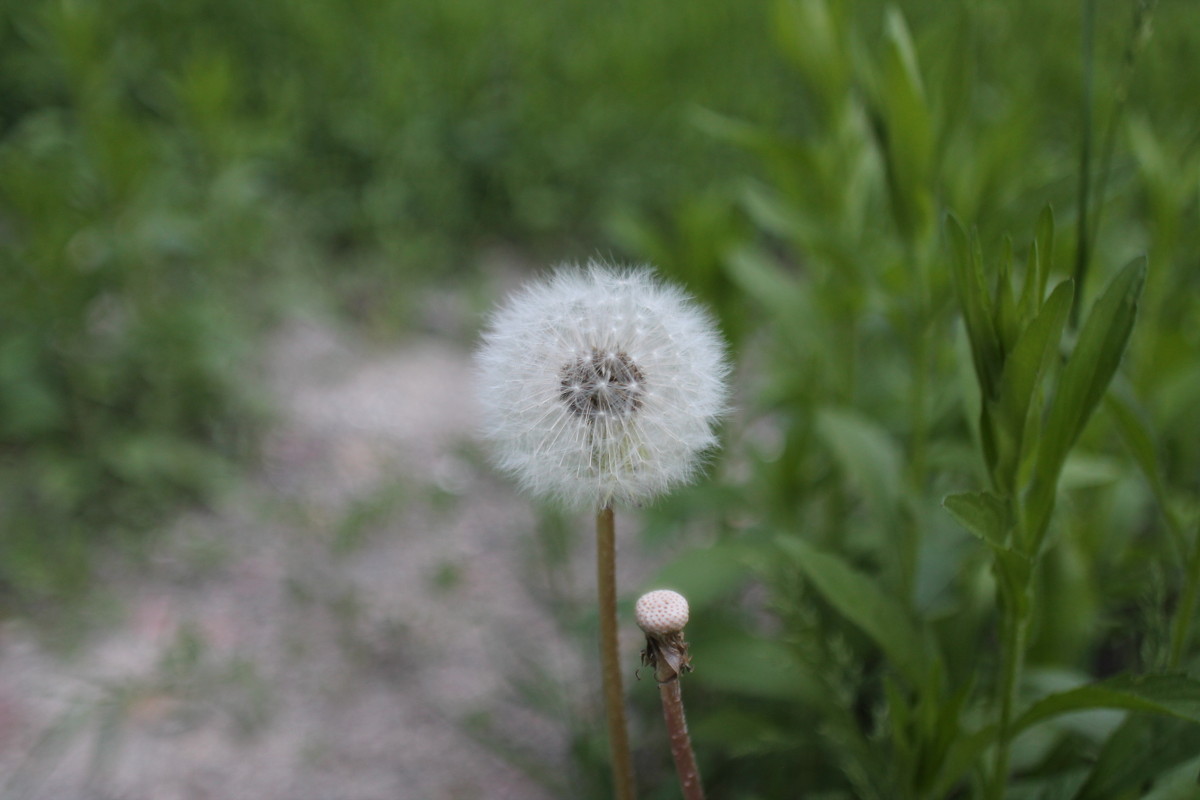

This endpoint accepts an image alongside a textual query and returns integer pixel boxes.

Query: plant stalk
[990,594,1029,800]
[1168,524,1200,669]
[1071,0,1096,330]
[597,505,636,800]
[658,678,705,800]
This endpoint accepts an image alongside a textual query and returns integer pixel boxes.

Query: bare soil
[0,315,648,800]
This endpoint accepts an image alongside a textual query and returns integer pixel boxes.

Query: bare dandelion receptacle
[636,589,690,635]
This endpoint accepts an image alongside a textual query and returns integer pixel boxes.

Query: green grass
[626,1,1200,796]
[0,0,786,606]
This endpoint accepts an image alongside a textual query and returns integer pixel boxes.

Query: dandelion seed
[474,261,729,511]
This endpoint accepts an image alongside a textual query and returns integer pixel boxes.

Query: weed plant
[617,1,1200,797]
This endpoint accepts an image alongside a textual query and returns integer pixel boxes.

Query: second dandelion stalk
[637,590,705,800]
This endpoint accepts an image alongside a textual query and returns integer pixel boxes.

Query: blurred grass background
[0,0,786,606]
[3,0,1200,794]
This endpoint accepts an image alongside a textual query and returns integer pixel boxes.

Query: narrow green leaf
[1059,257,1147,447]
[1105,390,1187,558]
[1059,452,1123,489]
[946,215,1002,400]
[690,710,803,756]
[1073,715,1200,800]
[917,679,976,794]
[996,280,1073,487]
[942,491,1009,548]
[724,244,814,357]
[771,0,849,110]
[998,281,1073,436]
[651,542,752,608]
[1019,243,1040,325]
[995,234,1020,354]
[777,536,928,685]
[815,407,903,518]
[1012,673,1200,737]
[1034,204,1056,306]
[695,633,821,703]
[691,107,787,156]
[1023,257,1147,549]
[737,181,816,242]
[929,723,996,799]
[880,6,933,235]
[1016,207,1056,322]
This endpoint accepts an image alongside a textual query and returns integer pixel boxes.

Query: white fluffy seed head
[635,589,690,635]
[474,261,729,511]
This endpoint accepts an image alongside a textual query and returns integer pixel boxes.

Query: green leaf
[879,6,933,236]
[1032,204,1056,314]
[995,234,1020,354]
[690,709,802,756]
[1017,206,1056,322]
[1073,715,1200,800]
[771,0,849,111]
[815,407,903,519]
[1058,452,1123,490]
[691,108,812,177]
[1106,390,1187,558]
[777,536,928,686]
[693,632,820,704]
[946,215,1002,400]
[916,679,977,794]
[1022,256,1147,551]
[737,181,819,243]
[1012,673,1200,738]
[942,491,1009,548]
[651,542,753,608]
[724,244,815,359]
[929,723,996,799]
[995,280,1073,480]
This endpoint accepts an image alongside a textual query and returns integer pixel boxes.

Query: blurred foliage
[5,0,1200,795]
[628,0,1200,796]
[0,0,785,607]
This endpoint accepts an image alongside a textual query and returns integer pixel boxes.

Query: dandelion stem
[658,677,705,800]
[597,505,636,800]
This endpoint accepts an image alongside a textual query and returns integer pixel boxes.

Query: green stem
[1087,0,1157,271]
[1071,0,1096,330]
[1168,525,1200,669]
[903,313,934,606]
[597,505,637,800]
[990,589,1029,800]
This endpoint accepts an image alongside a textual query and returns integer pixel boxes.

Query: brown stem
[597,505,636,800]
[658,678,705,800]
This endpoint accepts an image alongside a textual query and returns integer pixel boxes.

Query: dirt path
[0,316,627,800]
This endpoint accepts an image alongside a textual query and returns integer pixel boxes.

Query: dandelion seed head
[474,260,729,511]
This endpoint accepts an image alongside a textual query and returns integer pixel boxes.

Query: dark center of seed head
[560,348,646,420]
